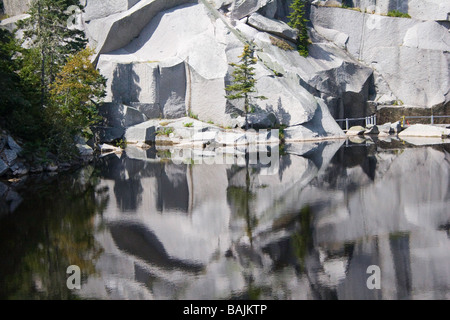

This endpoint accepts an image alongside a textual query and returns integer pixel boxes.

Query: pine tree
[17,0,87,106]
[0,29,28,117]
[288,0,309,57]
[225,44,266,130]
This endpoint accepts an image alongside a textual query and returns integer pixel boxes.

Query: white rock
[377,123,392,134]
[230,0,274,20]
[247,12,298,42]
[284,98,345,141]
[125,120,159,143]
[83,0,140,22]
[398,124,449,138]
[345,126,365,136]
[100,144,123,153]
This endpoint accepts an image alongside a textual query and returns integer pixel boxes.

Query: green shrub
[188,110,199,120]
[156,127,174,136]
[184,122,194,128]
[387,10,411,18]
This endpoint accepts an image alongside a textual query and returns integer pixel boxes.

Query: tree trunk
[245,94,249,131]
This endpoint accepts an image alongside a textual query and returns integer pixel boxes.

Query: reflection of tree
[227,161,258,245]
[0,166,108,299]
[291,205,313,272]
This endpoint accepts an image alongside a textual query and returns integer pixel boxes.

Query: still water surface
[0,138,449,299]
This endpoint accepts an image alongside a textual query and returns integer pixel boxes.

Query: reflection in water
[1,140,449,299]
[0,167,108,299]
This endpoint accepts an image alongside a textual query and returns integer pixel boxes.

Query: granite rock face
[93,1,342,137]
[79,0,449,141]
[310,5,450,109]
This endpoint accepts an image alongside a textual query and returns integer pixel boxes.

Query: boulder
[77,143,94,158]
[398,124,450,138]
[377,123,392,134]
[130,102,162,119]
[125,120,160,143]
[7,136,22,154]
[229,0,274,20]
[3,149,17,165]
[284,98,345,141]
[346,126,366,136]
[100,144,123,153]
[0,159,9,176]
[99,103,148,128]
[323,0,342,7]
[11,162,28,176]
[93,127,125,143]
[247,12,297,42]
[364,125,379,135]
[45,163,58,172]
[391,121,402,133]
[245,111,279,129]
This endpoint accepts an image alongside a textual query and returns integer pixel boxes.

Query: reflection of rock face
[109,222,204,273]
[79,142,450,300]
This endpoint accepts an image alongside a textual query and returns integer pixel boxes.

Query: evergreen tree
[0,29,28,118]
[225,44,266,130]
[17,0,87,106]
[288,0,309,57]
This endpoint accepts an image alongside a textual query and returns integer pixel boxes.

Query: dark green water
[0,138,449,300]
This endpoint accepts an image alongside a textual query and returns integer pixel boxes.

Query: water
[0,138,449,300]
